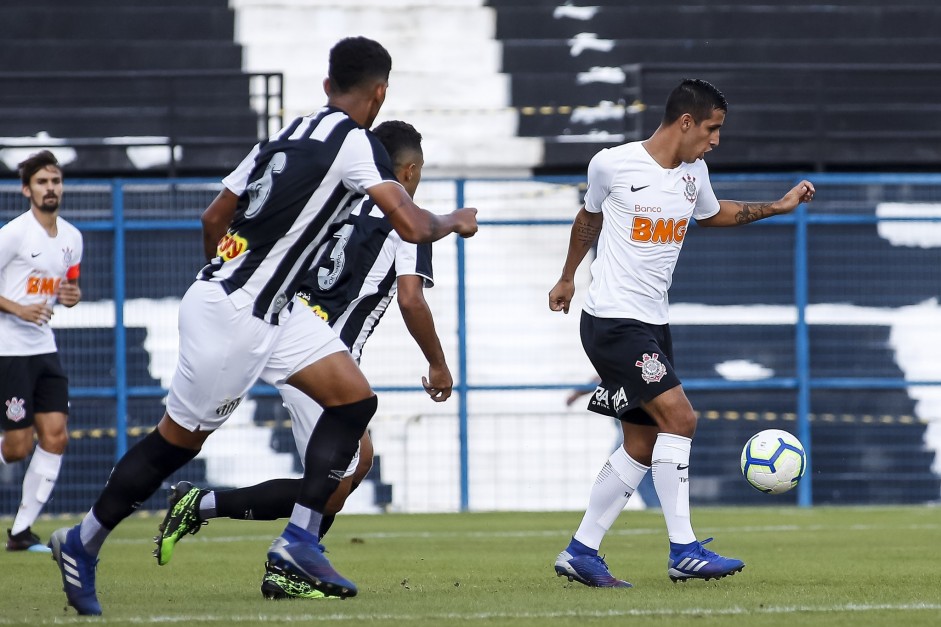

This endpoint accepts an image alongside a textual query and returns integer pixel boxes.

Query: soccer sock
[85,429,198,556]
[198,491,217,519]
[651,433,696,545]
[295,396,376,515]
[11,446,62,535]
[571,446,650,552]
[214,478,299,520]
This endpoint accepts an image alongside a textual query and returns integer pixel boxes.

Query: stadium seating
[486,0,941,172]
[0,0,262,176]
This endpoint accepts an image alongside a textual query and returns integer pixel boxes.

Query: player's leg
[642,386,744,582]
[8,409,67,553]
[555,414,654,588]
[50,281,277,615]
[259,304,376,598]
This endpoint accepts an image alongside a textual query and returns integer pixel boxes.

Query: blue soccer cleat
[266,524,357,598]
[49,526,102,616]
[667,537,744,582]
[554,550,633,588]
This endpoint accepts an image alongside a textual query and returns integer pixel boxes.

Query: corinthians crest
[682,173,697,203]
[635,353,667,384]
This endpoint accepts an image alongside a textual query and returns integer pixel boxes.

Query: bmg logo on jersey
[630,217,688,244]
[217,232,249,261]
[26,276,61,296]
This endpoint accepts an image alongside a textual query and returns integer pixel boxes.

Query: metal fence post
[112,180,129,461]
[794,194,813,507]
[455,178,470,512]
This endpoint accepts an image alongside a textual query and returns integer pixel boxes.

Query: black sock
[92,430,198,529]
[298,395,377,513]
[318,513,336,539]
[216,478,300,520]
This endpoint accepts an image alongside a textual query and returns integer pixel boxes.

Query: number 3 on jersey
[244,152,287,219]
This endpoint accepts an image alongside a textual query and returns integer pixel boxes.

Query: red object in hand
[66,265,80,280]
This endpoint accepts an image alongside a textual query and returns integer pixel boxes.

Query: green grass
[3,506,940,626]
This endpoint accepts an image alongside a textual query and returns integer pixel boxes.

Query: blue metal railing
[62,173,941,510]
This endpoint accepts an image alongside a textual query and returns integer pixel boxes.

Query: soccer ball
[740,429,806,494]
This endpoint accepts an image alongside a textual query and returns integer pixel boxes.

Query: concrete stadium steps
[230,0,542,175]
[488,0,941,171]
[2,6,234,40]
[493,5,941,40]
[2,0,258,176]
[500,39,941,73]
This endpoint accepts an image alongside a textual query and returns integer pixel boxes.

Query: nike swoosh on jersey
[631,185,650,192]
[31,252,41,257]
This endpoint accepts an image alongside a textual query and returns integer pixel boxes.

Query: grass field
[2,506,940,626]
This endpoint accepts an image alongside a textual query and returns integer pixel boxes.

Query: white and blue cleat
[667,537,744,582]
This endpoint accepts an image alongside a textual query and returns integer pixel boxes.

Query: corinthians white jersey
[583,141,719,324]
[0,210,83,355]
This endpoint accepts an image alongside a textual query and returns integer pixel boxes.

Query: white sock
[11,446,62,535]
[651,433,696,545]
[573,447,650,550]
[199,491,217,519]
[288,503,323,538]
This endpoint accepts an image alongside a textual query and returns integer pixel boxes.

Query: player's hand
[452,207,478,238]
[57,282,82,307]
[422,364,453,402]
[549,278,575,314]
[17,302,53,325]
[779,180,816,212]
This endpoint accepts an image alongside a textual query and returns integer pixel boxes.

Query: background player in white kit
[49,37,477,616]
[549,79,815,588]
[0,150,82,552]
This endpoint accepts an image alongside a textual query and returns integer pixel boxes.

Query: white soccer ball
[740,429,807,495]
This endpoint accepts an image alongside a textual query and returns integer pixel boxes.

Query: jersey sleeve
[394,240,434,288]
[0,219,20,270]
[692,163,720,220]
[340,129,397,195]
[221,143,261,195]
[583,149,613,214]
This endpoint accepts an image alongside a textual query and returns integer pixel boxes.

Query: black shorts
[579,312,681,426]
[0,353,69,430]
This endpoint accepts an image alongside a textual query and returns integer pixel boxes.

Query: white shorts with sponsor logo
[277,383,359,478]
[167,282,347,431]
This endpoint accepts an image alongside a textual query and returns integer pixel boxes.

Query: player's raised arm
[367,181,477,243]
[549,206,603,314]
[696,180,815,228]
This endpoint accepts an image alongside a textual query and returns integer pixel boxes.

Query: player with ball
[549,79,815,588]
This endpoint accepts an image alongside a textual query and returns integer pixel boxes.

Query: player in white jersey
[0,150,82,553]
[154,121,453,600]
[49,38,477,616]
[549,79,815,588]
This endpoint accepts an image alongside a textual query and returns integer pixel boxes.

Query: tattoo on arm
[734,202,774,225]
[574,217,601,247]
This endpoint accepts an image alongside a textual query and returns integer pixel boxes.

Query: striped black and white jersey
[199,106,398,324]
[296,197,434,362]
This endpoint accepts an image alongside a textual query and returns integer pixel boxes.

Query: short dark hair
[18,150,61,186]
[372,120,423,168]
[663,79,728,124]
[328,37,392,93]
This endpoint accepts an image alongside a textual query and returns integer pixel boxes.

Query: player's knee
[39,429,68,455]
[1,433,33,462]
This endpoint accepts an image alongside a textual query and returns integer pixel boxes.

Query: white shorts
[277,383,360,478]
[167,283,347,431]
